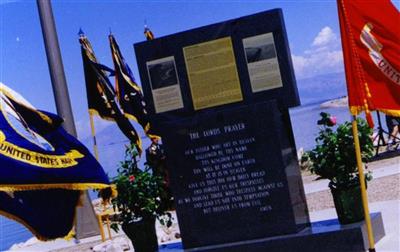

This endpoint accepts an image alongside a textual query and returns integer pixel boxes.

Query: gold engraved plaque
[183,37,243,110]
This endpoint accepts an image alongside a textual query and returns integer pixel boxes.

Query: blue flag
[0,84,109,240]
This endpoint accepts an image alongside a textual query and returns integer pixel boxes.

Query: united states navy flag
[0,83,109,240]
[79,32,142,153]
[109,34,159,140]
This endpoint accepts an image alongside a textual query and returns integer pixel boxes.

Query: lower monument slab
[160,101,309,248]
[184,212,385,252]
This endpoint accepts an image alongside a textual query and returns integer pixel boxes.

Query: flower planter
[330,184,364,225]
[122,217,158,252]
[306,113,373,225]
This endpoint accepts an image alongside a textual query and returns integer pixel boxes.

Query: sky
[0,0,399,141]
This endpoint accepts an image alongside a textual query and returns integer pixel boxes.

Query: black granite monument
[134,9,384,252]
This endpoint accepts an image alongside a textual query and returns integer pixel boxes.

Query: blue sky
[1,0,399,140]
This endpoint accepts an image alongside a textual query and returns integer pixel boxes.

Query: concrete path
[309,200,400,252]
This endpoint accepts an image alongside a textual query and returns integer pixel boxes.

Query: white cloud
[292,26,343,79]
[312,26,337,47]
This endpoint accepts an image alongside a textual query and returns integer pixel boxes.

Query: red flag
[337,0,400,127]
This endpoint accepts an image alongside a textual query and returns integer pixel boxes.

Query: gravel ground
[53,240,103,252]
[301,152,400,184]
[306,174,400,212]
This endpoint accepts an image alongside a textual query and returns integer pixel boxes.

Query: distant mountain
[296,72,347,105]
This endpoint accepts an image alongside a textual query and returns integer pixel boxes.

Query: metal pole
[352,116,375,251]
[89,112,99,160]
[36,0,76,136]
[36,0,100,239]
[375,111,385,156]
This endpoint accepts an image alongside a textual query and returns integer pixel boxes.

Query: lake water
[0,100,387,251]
[0,218,33,251]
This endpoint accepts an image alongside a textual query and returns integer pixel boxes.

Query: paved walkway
[309,200,400,252]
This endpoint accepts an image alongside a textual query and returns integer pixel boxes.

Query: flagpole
[36,0,100,240]
[352,115,375,252]
[36,0,76,135]
[89,112,99,160]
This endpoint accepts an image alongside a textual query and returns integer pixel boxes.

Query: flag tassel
[352,116,375,252]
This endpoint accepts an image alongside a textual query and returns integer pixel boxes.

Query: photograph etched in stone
[146,56,184,113]
[147,57,178,90]
[245,43,276,63]
[243,33,283,92]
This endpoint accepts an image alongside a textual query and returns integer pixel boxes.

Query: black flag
[79,32,142,154]
[109,34,159,140]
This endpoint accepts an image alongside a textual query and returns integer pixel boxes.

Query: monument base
[185,213,385,252]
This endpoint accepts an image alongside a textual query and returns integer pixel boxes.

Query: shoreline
[320,96,348,108]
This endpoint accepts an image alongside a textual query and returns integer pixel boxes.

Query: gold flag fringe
[0,183,110,192]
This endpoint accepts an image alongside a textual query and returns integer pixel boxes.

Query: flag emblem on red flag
[337,0,400,126]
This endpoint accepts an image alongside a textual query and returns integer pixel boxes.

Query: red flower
[129,175,135,182]
[329,116,337,126]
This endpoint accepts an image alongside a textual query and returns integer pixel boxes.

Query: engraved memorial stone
[135,8,314,251]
